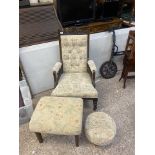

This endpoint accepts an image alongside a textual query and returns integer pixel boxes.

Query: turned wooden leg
[119,73,123,81]
[119,70,124,81]
[119,65,126,81]
[119,76,122,81]
[123,76,127,89]
[35,132,43,143]
[93,98,98,111]
[75,135,79,147]
[123,69,128,89]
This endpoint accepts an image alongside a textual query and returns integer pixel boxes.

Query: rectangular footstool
[29,96,83,146]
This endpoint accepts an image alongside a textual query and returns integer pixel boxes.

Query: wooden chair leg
[123,70,128,89]
[35,132,43,143]
[75,135,79,147]
[119,76,122,81]
[119,65,126,81]
[119,70,124,81]
[123,77,127,88]
[93,98,98,111]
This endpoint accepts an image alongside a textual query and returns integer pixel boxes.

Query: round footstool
[85,112,116,146]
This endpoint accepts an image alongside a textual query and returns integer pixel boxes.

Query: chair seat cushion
[51,73,98,98]
[29,96,83,135]
[85,112,116,146]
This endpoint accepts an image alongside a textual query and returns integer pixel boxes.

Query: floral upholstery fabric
[85,112,116,146]
[60,35,88,73]
[52,62,62,73]
[29,96,83,135]
[51,73,98,98]
[88,60,97,72]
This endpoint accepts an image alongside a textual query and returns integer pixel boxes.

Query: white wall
[20,27,135,95]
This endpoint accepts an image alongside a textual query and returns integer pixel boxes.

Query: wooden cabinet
[64,18,123,33]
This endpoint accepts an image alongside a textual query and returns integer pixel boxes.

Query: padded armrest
[52,62,62,74]
[88,60,97,73]
[52,62,62,88]
[87,60,97,87]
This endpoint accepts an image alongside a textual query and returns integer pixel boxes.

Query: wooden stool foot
[75,135,79,147]
[93,99,98,111]
[35,132,43,143]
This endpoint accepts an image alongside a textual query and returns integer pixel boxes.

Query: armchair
[51,32,98,110]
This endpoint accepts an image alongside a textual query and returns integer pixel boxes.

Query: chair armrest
[88,60,97,73]
[87,60,97,87]
[53,62,62,73]
[52,62,62,88]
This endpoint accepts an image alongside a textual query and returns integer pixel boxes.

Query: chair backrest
[125,30,135,60]
[59,33,89,73]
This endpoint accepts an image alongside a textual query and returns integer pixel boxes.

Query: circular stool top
[85,112,116,146]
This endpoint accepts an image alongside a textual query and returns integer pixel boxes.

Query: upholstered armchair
[51,32,98,110]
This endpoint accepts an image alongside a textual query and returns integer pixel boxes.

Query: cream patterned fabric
[88,60,97,72]
[60,35,88,73]
[51,73,98,98]
[85,112,116,146]
[29,96,83,135]
[52,62,62,73]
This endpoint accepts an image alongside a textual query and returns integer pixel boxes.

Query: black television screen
[103,1,119,18]
[57,0,95,26]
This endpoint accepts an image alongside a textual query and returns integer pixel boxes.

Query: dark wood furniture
[64,18,123,34]
[119,30,135,88]
[19,4,63,47]
[122,20,135,27]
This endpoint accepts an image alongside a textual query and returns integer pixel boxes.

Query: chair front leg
[53,71,58,88]
[93,98,98,111]
[75,135,79,147]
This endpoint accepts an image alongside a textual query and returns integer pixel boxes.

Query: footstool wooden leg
[75,135,79,147]
[93,98,98,111]
[35,132,43,143]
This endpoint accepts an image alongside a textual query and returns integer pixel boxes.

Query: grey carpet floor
[19,72,135,155]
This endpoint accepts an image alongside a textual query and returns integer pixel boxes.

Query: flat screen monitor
[103,1,120,18]
[57,0,95,26]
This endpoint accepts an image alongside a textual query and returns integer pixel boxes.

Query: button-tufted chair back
[60,34,88,73]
